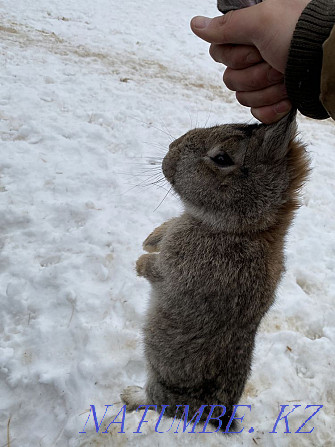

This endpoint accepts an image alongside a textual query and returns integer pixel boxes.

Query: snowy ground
[0,1,334,446]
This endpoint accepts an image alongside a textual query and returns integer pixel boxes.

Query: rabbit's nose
[162,151,178,184]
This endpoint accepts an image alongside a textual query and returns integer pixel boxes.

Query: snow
[0,0,334,446]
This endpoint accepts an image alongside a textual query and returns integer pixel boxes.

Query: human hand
[191,0,310,123]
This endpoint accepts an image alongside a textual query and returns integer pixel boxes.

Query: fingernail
[274,100,291,114]
[246,51,261,64]
[268,68,284,83]
[192,16,211,29]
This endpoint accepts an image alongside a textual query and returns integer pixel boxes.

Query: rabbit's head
[162,112,309,233]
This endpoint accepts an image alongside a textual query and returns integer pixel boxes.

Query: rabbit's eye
[210,153,234,167]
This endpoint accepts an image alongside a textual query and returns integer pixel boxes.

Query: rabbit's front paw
[136,254,151,277]
[136,253,162,282]
[143,239,160,253]
[143,221,172,253]
[143,231,162,253]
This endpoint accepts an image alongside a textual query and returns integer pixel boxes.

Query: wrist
[285,0,335,119]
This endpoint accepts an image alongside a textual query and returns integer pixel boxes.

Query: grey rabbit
[121,112,309,432]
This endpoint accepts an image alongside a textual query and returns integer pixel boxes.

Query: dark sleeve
[320,25,335,119]
[285,0,335,119]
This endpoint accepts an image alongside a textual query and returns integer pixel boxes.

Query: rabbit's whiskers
[153,186,173,212]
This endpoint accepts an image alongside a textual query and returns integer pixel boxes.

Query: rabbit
[121,111,309,432]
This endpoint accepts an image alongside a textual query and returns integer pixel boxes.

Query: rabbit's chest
[160,228,256,286]
[157,225,272,319]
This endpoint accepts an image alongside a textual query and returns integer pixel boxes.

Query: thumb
[190,8,263,46]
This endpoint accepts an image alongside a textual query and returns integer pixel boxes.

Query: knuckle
[247,64,268,90]
[215,13,229,29]
[209,44,221,63]
[236,91,249,107]
[250,70,262,89]
[211,13,232,44]
[210,44,235,66]
[229,48,252,70]
[228,51,241,70]
[223,69,235,91]
[209,44,215,58]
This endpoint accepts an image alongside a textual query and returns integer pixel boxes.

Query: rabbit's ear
[260,110,297,161]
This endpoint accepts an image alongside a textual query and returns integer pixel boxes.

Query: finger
[236,82,288,108]
[251,100,292,124]
[209,44,262,69]
[190,8,263,45]
[223,63,284,92]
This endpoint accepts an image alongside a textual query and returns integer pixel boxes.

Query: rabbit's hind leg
[145,377,238,434]
[120,386,147,411]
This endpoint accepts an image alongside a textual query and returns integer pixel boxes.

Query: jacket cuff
[285,0,335,119]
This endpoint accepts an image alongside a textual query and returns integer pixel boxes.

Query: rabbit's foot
[136,254,150,277]
[120,386,147,411]
[143,234,160,253]
[143,220,173,252]
[136,253,162,282]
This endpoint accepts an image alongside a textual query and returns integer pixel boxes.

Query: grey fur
[121,112,309,432]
